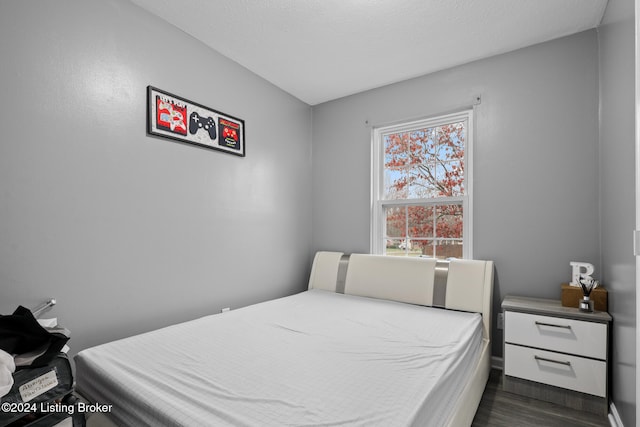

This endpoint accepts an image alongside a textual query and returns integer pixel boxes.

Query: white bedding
[75,289,483,427]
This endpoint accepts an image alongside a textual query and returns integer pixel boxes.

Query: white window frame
[370,110,473,258]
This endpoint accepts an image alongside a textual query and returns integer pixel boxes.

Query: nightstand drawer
[504,344,606,397]
[505,311,607,360]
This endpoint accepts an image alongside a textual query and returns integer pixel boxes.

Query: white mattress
[75,289,483,427]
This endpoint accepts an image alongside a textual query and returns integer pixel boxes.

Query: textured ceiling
[130,0,608,105]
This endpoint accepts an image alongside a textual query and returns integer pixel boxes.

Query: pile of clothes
[0,306,70,398]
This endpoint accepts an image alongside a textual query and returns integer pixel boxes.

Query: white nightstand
[502,295,612,415]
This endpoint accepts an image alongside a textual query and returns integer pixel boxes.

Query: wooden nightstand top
[502,295,612,323]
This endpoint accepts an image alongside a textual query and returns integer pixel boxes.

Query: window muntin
[372,111,472,258]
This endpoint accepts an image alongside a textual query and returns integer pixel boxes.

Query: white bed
[75,252,494,427]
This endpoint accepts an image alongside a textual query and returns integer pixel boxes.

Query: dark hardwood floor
[472,370,610,427]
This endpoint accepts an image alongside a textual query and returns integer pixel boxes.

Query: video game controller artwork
[219,118,241,150]
[189,112,217,140]
[148,86,245,157]
[155,96,187,136]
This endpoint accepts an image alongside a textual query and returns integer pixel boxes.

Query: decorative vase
[577,275,599,313]
[578,295,594,312]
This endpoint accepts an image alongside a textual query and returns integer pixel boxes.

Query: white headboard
[308,252,494,340]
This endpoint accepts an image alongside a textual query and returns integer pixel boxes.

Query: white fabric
[0,349,15,398]
[37,318,58,328]
[76,290,482,427]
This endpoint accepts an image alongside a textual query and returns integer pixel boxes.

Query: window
[371,110,473,258]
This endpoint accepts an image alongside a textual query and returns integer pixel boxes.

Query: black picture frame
[147,86,245,157]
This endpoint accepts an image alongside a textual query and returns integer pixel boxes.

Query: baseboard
[491,356,503,370]
[608,401,624,427]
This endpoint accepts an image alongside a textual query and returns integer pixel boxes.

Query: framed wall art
[147,86,245,157]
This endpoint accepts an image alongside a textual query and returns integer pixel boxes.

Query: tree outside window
[372,111,472,258]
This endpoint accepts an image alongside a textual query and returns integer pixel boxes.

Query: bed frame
[308,252,494,427]
[84,251,494,427]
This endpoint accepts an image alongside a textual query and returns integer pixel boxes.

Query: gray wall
[598,0,636,424]
[0,0,313,355]
[312,30,601,357]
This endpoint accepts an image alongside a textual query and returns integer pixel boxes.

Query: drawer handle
[534,355,572,366]
[534,321,572,329]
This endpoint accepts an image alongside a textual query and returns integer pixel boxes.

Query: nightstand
[502,295,611,416]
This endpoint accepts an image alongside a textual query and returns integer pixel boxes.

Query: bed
[75,252,494,427]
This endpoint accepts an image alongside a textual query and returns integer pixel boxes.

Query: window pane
[384,168,408,199]
[384,206,406,238]
[408,163,439,198]
[384,132,410,162]
[435,240,463,259]
[410,128,436,158]
[435,204,463,239]
[386,238,421,256]
[436,123,465,161]
[384,120,466,200]
[412,239,434,257]
[407,128,437,198]
[383,133,409,199]
[435,121,465,197]
[436,160,464,196]
[383,203,463,257]
[385,239,405,256]
[407,205,433,239]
